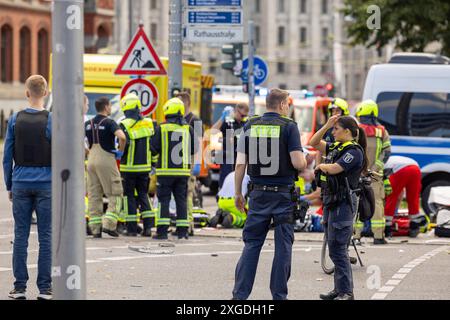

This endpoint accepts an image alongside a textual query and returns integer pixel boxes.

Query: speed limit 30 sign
[121,78,159,116]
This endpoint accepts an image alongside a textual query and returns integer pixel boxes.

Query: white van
[362,54,450,214]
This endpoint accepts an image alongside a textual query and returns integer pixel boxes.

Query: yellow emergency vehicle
[48,54,215,183]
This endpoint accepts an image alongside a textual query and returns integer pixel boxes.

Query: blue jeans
[12,187,52,292]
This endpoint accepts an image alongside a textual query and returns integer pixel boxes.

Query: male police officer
[232,89,306,300]
[151,98,197,240]
[119,94,156,237]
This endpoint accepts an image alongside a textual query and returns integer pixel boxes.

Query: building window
[37,29,49,80]
[151,0,157,10]
[1,24,13,83]
[300,27,307,44]
[278,0,285,13]
[322,0,328,14]
[279,84,287,90]
[301,85,309,90]
[96,25,109,51]
[278,26,285,46]
[150,23,158,41]
[300,0,307,13]
[321,59,329,74]
[321,27,329,47]
[19,27,31,83]
[255,0,261,13]
[277,62,285,74]
[255,25,261,47]
[299,62,307,74]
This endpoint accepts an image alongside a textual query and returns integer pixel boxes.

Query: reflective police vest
[120,118,155,173]
[156,123,191,177]
[246,115,297,178]
[319,140,363,206]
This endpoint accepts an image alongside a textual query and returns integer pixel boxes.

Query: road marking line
[0,231,37,239]
[371,245,449,300]
[386,280,401,286]
[0,267,11,272]
[379,286,395,293]
[0,218,13,223]
[371,293,388,300]
[398,268,412,274]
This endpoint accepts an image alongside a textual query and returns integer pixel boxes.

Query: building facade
[112,0,389,100]
[0,0,114,92]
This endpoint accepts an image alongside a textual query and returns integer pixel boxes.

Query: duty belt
[250,184,293,193]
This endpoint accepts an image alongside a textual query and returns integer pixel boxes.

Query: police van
[362,53,450,214]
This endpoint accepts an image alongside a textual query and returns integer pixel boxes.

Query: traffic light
[221,43,243,77]
[325,83,335,97]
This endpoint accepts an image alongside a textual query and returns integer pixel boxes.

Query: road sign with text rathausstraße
[115,26,167,76]
[188,0,242,6]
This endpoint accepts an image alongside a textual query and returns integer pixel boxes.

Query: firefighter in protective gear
[119,93,157,237]
[323,98,350,143]
[215,171,250,228]
[150,98,197,240]
[384,156,427,238]
[355,100,391,245]
[85,97,127,238]
[177,92,203,236]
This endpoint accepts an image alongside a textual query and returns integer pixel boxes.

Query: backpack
[356,176,375,222]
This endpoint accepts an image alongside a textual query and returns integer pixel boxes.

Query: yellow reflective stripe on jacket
[121,118,154,140]
[121,118,154,172]
[158,123,191,176]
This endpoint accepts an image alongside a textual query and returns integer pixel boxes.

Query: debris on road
[128,245,174,255]
[159,243,175,248]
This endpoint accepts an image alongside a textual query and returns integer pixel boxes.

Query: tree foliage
[343,0,450,56]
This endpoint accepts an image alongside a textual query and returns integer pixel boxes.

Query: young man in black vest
[3,75,53,300]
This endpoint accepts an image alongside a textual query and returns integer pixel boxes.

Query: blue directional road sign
[188,0,242,6]
[188,11,242,24]
[241,56,269,86]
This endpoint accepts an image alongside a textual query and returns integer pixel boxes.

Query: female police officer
[310,115,368,300]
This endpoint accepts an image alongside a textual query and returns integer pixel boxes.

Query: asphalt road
[0,148,449,300]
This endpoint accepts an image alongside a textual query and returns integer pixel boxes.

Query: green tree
[343,0,450,56]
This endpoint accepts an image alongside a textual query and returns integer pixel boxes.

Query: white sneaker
[37,289,53,300]
[8,288,26,300]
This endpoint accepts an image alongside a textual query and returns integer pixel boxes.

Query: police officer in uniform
[119,94,156,237]
[232,89,306,300]
[310,115,368,300]
[151,98,197,240]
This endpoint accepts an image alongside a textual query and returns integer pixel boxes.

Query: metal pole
[332,0,345,97]
[52,0,86,300]
[129,0,133,43]
[248,21,255,116]
[169,0,183,97]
